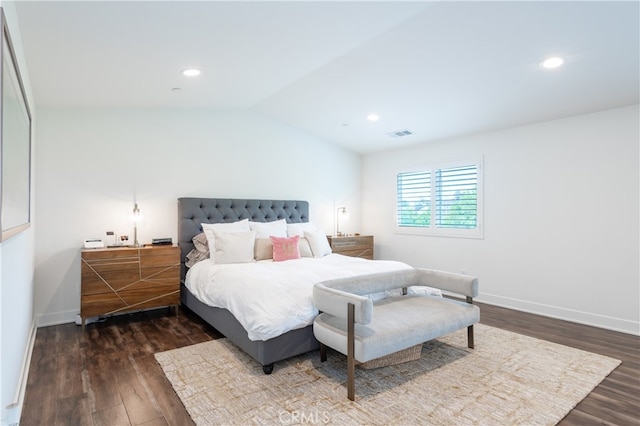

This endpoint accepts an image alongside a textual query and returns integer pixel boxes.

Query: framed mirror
[1,8,32,241]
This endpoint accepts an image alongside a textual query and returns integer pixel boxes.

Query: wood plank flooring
[20,303,639,425]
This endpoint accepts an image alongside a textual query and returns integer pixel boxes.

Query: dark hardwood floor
[20,303,639,425]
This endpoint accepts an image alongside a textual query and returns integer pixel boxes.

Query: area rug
[154,324,620,425]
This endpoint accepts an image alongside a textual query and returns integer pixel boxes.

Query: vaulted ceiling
[14,1,639,153]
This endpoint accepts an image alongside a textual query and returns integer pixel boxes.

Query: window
[396,159,483,238]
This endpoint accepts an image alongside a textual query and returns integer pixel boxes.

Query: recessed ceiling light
[541,57,564,69]
[367,113,380,122]
[182,69,201,77]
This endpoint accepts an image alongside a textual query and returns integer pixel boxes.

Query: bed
[178,197,415,374]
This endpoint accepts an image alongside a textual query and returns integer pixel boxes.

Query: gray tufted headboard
[178,198,309,280]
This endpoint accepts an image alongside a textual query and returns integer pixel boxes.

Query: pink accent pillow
[270,235,301,262]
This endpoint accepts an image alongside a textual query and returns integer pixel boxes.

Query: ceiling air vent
[387,129,414,138]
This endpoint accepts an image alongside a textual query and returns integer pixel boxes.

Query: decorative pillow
[202,219,250,257]
[249,219,287,239]
[254,238,274,261]
[192,232,209,253]
[298,237,313,258]
[287,222,318,237]
[270,235,301,262]
[304,229,332,258]
[212,230,256,264]
[185,248,209,268]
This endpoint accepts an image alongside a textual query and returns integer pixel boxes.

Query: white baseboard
[36,306,170,328]
[477,293,640,336]
[35,309,77,327]
[4,318,37,420]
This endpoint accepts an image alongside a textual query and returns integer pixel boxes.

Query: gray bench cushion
[314,295,480,362]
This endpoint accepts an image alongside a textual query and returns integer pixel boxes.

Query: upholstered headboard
[177,198,309,280]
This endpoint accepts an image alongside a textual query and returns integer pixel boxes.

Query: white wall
[34,108,362,325]
[363,105,639,335]
[0,3,36,425]
[0,233,35,425]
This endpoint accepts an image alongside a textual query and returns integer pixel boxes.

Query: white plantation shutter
[396,160,483,238]
[397,171,431,227]
[435,165,477,229]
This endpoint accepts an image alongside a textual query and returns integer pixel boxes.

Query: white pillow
[212,230,256,264]
[202,219,250,257]
[298,237,313,258]
[254,238,274,260]
[304,229,332,258]
[287,222,318,237]
[249,219,287,239]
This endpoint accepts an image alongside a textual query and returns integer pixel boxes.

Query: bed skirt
[180,283,320,370]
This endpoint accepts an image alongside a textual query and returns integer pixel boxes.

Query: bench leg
[465,296,476,349]
[348,354,355,401]
[320,343,327,362]
[348,303,355,401]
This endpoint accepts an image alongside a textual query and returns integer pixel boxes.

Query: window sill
[394,226,484,239]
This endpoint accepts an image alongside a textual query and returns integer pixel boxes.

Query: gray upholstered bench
[313,268,480,401]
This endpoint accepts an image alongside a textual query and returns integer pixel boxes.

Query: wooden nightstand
[80,245,180,330]
[327,235,374,260]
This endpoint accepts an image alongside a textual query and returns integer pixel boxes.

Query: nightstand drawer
[81,260,140,294]
[328,235,374,260]
[81,288,179,318]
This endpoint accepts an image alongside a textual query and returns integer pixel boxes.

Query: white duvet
[185,254,415,341]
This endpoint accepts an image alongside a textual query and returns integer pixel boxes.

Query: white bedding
[185,254,429,341]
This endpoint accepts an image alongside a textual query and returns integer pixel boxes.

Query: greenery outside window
[396,159,483,238]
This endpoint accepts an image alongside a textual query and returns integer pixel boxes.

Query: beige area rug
[155,324,620,425]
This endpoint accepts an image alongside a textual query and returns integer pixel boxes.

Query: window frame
[395,158,484,239]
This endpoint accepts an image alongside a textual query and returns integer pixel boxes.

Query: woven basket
[359,344,423,369]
